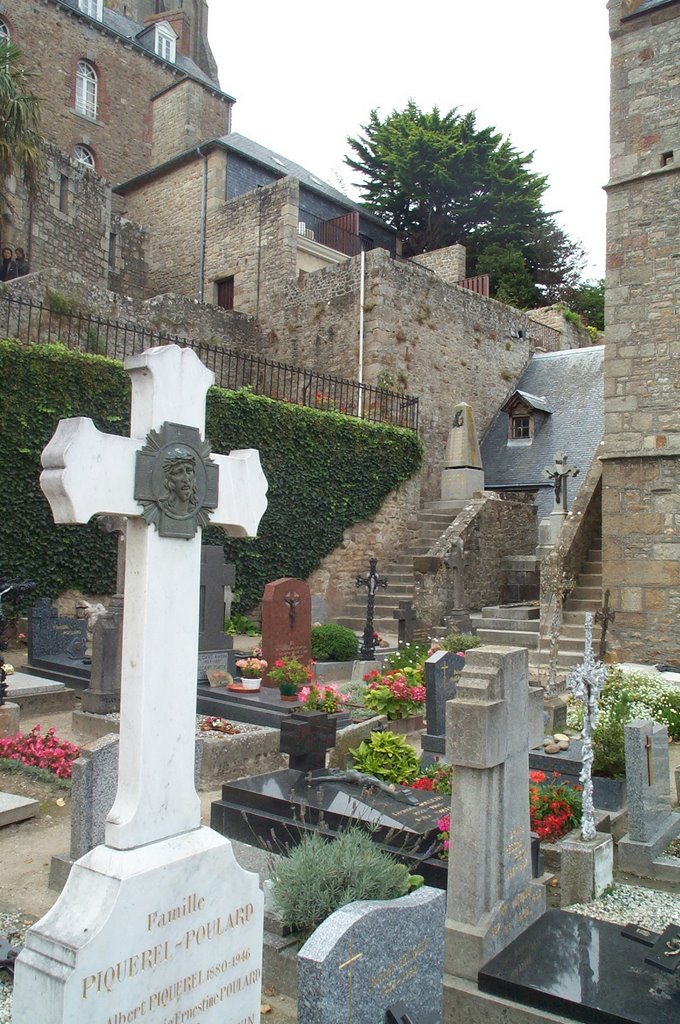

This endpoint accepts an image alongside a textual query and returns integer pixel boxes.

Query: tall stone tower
[107,0,219,84]
[603,0,680,661]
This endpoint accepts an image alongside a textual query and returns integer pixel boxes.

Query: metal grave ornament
[134,421,218,539]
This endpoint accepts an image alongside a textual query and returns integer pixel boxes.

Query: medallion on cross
[134,421,219,539]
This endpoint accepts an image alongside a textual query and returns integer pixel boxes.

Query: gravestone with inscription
[444,645,545,985]
[260,577,312,687]
[421,648,465,766]
[617,720,680,878]
[197,545,236,682]
[13,345,268,1024]
[440,401,484,501]
[26,597,91,688]
[297,886,445,1024]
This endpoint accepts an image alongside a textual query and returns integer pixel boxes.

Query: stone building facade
[1,0,231,184]
[603,0,680,661]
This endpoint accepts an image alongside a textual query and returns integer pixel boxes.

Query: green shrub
[441,633,481,653]
[567,667,680,778]
[270,829,417,935]
[225,612,259,636]
[349,730,421,783]
[311,624,359,662]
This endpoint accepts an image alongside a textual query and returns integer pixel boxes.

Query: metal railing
[297,208,375,258]
[0,291,420,431]
[525,319,562,351]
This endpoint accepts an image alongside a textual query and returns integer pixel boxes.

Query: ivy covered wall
[0,341,422,610]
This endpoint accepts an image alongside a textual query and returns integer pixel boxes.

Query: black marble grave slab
[479,909,680,1024]
[210,768,449,888]
[196,684,351,729]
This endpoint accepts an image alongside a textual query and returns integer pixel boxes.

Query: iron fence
[0,291,420,431]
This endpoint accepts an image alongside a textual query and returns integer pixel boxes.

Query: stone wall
[413,494,537,623]
[528,305,594,349]
[602,0,680,662]
[269,249,535,500]
[3,269,261,354]
[306,477,422,618]
[2,147,111,290]
[108,213,148,301]
[150,80,229,168]
[7,0,231,184]
[410,244,467,286]
[204,175,299,328]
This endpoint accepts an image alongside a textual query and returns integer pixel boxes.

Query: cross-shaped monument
[13,346,268,1024]
[543,452,579,513]
[355,557,387,660]
[566,612,607,841]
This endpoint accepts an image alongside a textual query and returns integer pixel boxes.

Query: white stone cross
[40,345,267,850]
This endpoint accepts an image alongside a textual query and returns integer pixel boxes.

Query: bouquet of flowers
[235,656,267,679]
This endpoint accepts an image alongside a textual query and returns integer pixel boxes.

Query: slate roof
[480,346,604,518]
[220,134,395,231]
[57,0,228,93]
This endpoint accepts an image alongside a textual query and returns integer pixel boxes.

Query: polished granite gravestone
[211,767,450,889]
[297,886,445,1024]
[26,597,91,689]
[618,720,680,877]
[197,545,235,682]
[478,909,680,1024]
[260,577,312,687]
[421,648,464,766]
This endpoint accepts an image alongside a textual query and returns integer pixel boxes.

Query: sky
[208,1,610,280]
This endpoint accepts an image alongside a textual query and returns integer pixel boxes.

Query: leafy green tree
[562,278,605,331]
[346,102,584,307]
[0,42,45,215]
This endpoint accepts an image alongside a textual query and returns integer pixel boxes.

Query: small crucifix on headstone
[393,600,417,646]
[285,590,301,631]
[543,452,579,512]
[279,711,337,772]
[355,557,387,660]
[566,612,607,841]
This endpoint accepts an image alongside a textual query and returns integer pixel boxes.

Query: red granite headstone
[260,577,312,687]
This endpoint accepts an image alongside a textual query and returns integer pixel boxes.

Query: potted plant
[234,655,267,691]
[298,682,349,714]
[268,657,314,701]
[362,669,426,730]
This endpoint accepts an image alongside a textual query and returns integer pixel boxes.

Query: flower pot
[280,693,298,702]
[387,715,425,735]
[240,677,261,690]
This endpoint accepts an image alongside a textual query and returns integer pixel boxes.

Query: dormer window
[154,22,176,62]
[78,0,103,20]
[501,389,552,446]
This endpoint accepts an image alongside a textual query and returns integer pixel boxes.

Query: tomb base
[0,701,20,737]
[559,831,613,905]
[441,466,484,501]
[13,826,264,1024]
[445,881,545,982]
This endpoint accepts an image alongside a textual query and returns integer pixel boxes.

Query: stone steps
[475,628,540,649]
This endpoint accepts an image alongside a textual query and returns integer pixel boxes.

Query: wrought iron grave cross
[355,557,388,660]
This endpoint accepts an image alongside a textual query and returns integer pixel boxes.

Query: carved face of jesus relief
[135,423,218,539]
[160,447,198,517]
